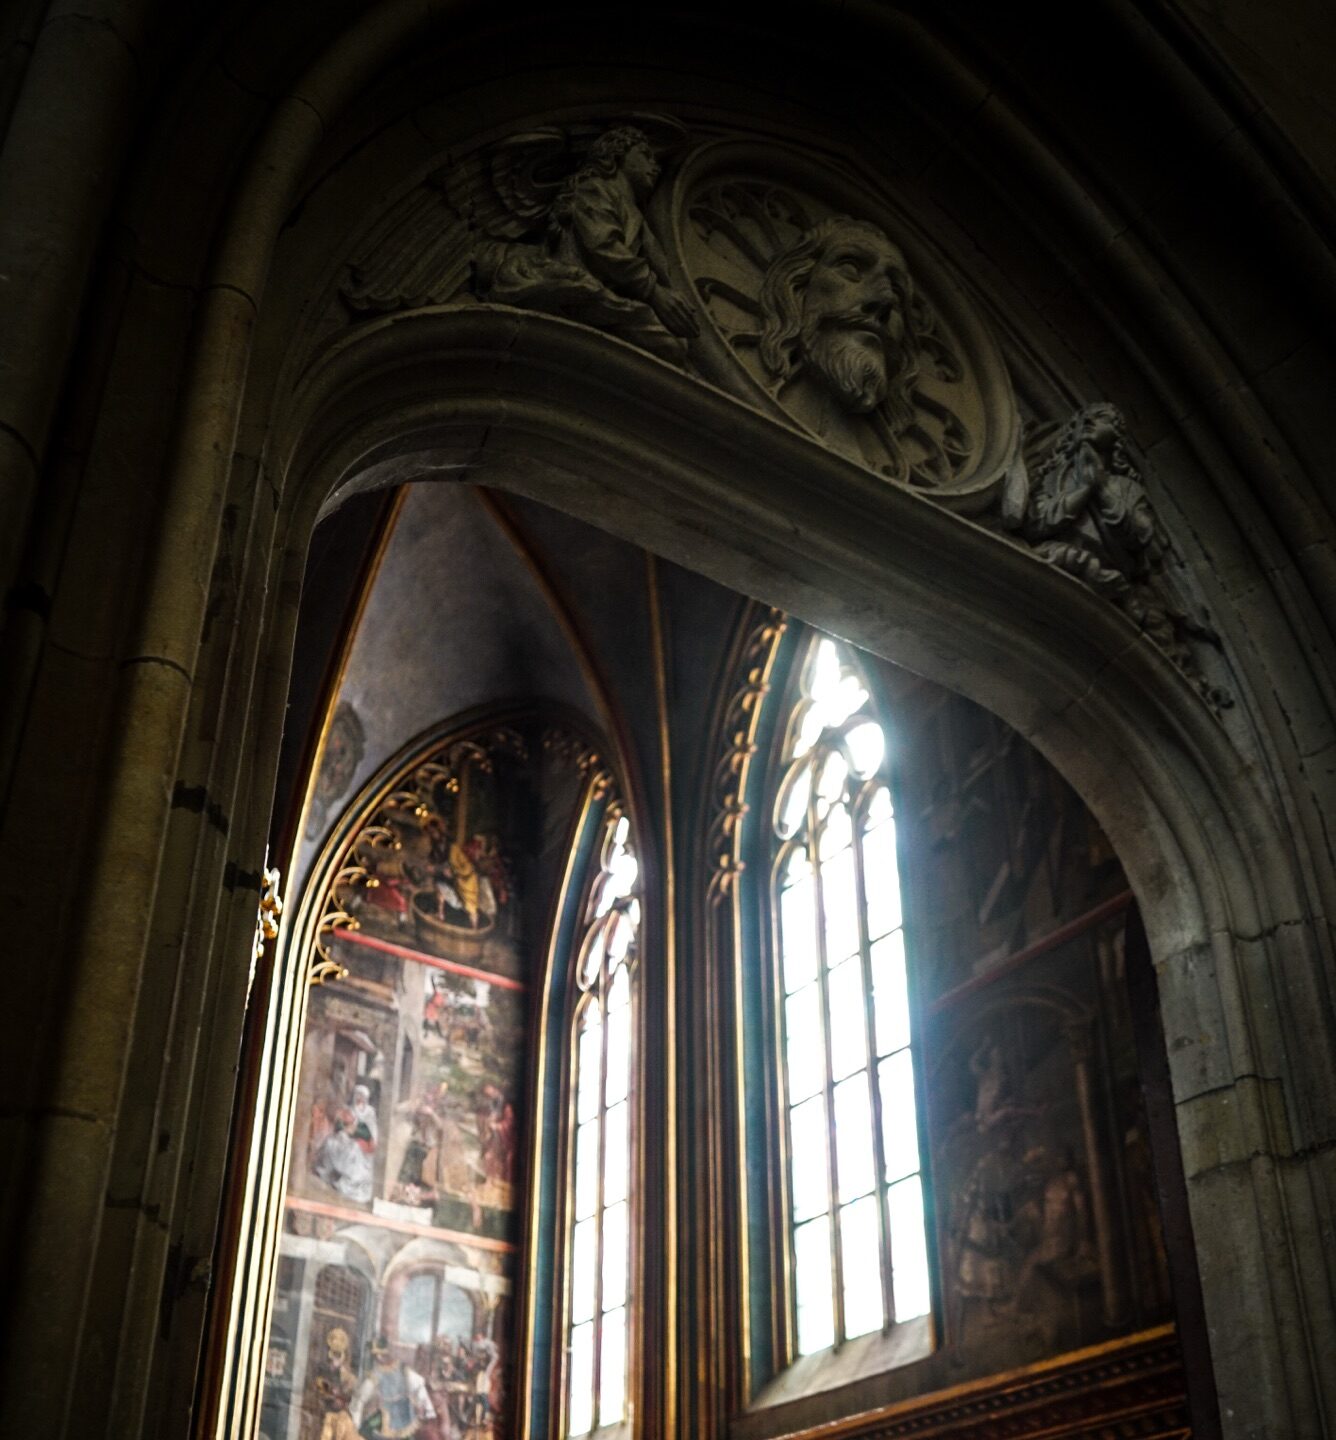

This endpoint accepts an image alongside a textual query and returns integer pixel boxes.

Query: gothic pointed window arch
[238,710,644,1440]
[562,808,641,1438]
[769,635,931,1355]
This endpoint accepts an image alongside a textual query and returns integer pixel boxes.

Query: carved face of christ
[798,226,912,413]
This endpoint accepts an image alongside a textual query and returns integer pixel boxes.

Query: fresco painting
[262,723,586,1440]
[889,678,1173,1377]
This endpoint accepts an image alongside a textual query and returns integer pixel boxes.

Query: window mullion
[808,762,845,1347]
[852,784,895,1330]
[592,977,609,1428]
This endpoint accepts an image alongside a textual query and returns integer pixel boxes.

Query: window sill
[736,1317,934,1436]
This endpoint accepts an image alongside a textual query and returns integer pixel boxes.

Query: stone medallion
[660,141,1022,508]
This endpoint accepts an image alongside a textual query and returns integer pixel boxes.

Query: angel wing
[443,127,572,239]
[341,115,688,316]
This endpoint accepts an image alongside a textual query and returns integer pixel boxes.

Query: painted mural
[261,721,591,1440]
[888,676,1173,1377]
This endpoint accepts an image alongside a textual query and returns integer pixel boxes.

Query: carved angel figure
[464,121,699,361]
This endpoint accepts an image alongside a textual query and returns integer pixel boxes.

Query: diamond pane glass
[788,1094,829,1223]
[784,984,824,1104]
[879,1047,921,1184]
[870,931,910,1056]
[826,957,868,1081]
[840,1194,884,1338]
[794,1215,835,1356]
[399,1272,436,1345]
[833,1072,875,1202]
[888,1174,931,1321]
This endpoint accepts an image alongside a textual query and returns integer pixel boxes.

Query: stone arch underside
[4,6,1335,1440]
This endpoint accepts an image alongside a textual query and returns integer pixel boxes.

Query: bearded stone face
[796,226,913,414]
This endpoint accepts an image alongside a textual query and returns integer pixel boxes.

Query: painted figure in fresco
[757,217,921,429]
[472,124,699,362]
[395,1081,486,1223]
[350,1337,438,1440]
[312,1113,374,1203]
[467,1333,500,1433]
[423,975,451,1040]
[312,1084,378,1204]
[969,1035,1039,1134]
[480,1096,517,1188]
[350,1083,379,1149]
[446,842,497,929]
[1011,1145,1098,1347]
[949,1140,1022,1325]
[313,1326,360,1440]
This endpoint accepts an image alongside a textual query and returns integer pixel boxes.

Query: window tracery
[564,810,641,1437]
[770,637,931,1355]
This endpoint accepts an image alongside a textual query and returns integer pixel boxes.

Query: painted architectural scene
[890,677,1127,1003]
[262,720,591,1440]
[885,676,1172,1378]
[924,915,1171,1376]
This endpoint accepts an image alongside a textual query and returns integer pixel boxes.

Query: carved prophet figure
[758,217,919,423]
[1011,403,1227,704]
[743,213,974,478]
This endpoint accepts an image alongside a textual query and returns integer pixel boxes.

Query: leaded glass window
[565,811,640,1435]
[772,637,930,1355]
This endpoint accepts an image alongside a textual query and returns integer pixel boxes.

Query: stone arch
[3,6,1334,1439]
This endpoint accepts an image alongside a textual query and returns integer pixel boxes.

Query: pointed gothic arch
[4,9,1335,1440]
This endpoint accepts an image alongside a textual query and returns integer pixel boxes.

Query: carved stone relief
[671,164,1015,496]
[1003,403,1231,708]
[337,121,1227,711]
[343,115,699,363]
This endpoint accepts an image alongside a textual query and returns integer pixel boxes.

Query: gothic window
[770,636,931,1355]
[564,810,640,1436]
